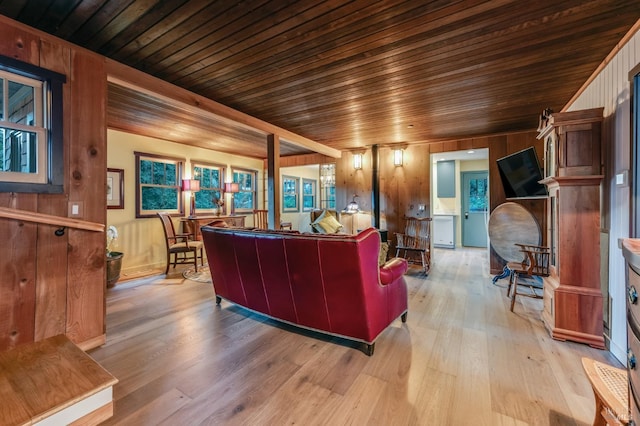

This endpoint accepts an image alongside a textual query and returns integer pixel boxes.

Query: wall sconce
[224,182,240,214]
[393,149,404,166]
[353,153,363,170]
[182,178,200,217]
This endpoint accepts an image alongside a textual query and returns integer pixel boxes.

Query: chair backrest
[157,212,177,245]
[404,217,431,239]
[515,243,550,276]
[397,217,431,249]
[253,209,268,229]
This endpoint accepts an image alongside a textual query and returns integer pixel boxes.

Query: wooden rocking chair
[395,217,432,273]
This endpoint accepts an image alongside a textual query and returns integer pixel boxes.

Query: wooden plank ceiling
[2,0,638,158]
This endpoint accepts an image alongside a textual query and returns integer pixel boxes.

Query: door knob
[464,212,469,219]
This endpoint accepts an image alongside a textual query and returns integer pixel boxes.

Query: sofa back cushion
[202,227,391,341]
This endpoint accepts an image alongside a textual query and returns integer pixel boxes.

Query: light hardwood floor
[90,248,620,425]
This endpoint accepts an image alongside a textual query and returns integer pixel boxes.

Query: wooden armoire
[537,107,605,349]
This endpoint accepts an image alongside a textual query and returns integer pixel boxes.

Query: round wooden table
[488,202,541,262]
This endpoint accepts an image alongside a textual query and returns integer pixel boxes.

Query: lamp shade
[344,194,360,213]
[224,182,240,193]
[182,179,200,192]
[353,153,363,170]
[393,149,403,166]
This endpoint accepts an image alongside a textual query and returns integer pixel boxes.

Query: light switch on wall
[68,201,83,218]
[616,170,628,187]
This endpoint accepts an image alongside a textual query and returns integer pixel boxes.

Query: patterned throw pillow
[379,242,389,266]
[312,210,343,234]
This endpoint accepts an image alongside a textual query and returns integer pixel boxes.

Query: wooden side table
[581,357,629,425]
[182,215,246,239]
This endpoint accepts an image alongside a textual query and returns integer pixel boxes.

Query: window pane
[166,163,176,185]
[303,195,314,209]
[1,127,37,173]
[152,161,165,184]
[8,80,34,125]
[211,169,220,188]
[141,186,178,210]
[196,189,221,208]
[140,159,152,184]
[469,178,488,212]
[232,169,256,211]
[234,192,253,209]
[235,171,252,190]
[284,195,297,209]
[283,179,296,194]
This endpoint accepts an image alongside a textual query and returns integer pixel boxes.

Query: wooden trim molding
[0,206,104,232]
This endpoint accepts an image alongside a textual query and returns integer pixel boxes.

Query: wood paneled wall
[0,17,106,351]
[336,132,543,274]
[487,133,546,274]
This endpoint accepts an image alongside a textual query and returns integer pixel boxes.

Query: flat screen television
[496,147,548,199]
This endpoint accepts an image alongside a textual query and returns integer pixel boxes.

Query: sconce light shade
[353,153,363,170]
[224,182,240,193]
[181,178,200,192]
[393,149,404,166]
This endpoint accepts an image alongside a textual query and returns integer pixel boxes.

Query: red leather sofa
[201,226,409,355]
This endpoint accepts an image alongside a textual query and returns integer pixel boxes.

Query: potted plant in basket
[106,225,124,288]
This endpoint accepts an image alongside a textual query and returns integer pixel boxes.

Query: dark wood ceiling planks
[2,0,638,157]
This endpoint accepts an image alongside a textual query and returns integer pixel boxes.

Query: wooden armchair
[253,209,292,230]
[395,217,432,273]
[157,212,204,274]
[253,209,268,229]
[506,243,550,312]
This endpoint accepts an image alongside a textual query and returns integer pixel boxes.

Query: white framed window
[282,175,299,212]
[0,56,65,192]
[135,152,184,218]
[302,178,316,212]
[232,167,257,212]
[193,162,225,213]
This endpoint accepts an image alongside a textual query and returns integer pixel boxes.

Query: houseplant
[106,225,124,288]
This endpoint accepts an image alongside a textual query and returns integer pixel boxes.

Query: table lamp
[182,178,200,217]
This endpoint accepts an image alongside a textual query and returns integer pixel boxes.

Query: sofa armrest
[379,257,408,285]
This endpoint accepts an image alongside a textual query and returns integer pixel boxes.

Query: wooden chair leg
[164,255,170,275]
[510,273,518,312]
[506,271,514,297]
[193,248,198,272]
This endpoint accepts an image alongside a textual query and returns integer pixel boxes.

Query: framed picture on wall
[107,168,124,209]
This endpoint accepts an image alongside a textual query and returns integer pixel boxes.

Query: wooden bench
[0,334,118,425]
[582,357,629,425]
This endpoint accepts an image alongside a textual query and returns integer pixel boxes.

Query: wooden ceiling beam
[105,58,341,159]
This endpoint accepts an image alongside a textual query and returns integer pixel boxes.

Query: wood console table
[182,215,245,239]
